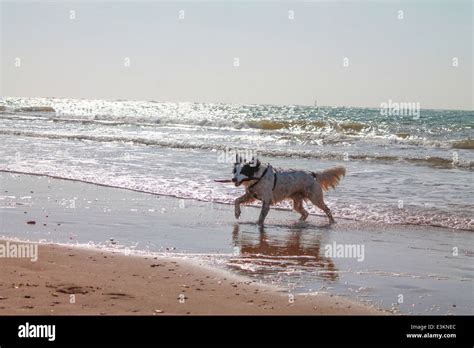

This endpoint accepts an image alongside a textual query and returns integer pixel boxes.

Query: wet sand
[0,240,382,315]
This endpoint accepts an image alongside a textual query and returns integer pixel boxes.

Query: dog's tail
[311,166,346,191]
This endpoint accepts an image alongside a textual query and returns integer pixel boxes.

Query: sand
[0,240,383,315]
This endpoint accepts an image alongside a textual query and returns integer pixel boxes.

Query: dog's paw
[235,208,241,219]
[299,214,308,222]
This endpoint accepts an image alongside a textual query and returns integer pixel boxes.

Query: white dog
[232,155,346,225]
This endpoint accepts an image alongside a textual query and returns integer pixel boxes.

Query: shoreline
[0,238,383,315]
[1,169,470,232]
[1,171,472,315]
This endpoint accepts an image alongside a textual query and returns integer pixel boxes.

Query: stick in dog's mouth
[214,178,253,187]
[234,177,256,187]
[213,179,243,186]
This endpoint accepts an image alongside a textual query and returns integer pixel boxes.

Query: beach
[0,97,472,316]
[0,173,381,315]
[0,240,381,315]
[0,172,472,315]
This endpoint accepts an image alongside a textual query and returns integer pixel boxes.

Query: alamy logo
[217,147,259,164]
[18,322,56,341]
[324,242,365,262]
[380,99,420,118]
[0,241,38,262]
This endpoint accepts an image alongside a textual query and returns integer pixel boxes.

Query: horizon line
[2,95,473,112]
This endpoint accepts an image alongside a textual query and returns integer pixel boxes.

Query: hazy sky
[1,0,472,109]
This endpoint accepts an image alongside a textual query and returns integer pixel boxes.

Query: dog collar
[248,166,277,191]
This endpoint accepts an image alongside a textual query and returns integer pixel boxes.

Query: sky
[1,0,472,110]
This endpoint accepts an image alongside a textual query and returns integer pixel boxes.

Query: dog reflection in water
[230,224,338,281]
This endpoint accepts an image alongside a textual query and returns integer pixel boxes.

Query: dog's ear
[248,156,260,168]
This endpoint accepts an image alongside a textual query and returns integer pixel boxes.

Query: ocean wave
[0,168,472,231]
[2,111,368,132]
[14,106,56,113]
[0,129,472,170]
[2,112,471,153]
[245,119,368,134]
[452,139,474,150]
[246,119,326,130]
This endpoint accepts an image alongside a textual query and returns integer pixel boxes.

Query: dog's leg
[315,200,335,223]
[308,190,335,223]
[234,192,254,219]
[257,199,271,226]
[292,196,308,221]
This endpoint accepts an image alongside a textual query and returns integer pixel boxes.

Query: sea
[0,97,472,230]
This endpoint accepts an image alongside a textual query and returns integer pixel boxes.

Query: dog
[232,155,346,225]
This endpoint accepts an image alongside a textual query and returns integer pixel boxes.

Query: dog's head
[232,154,261,187]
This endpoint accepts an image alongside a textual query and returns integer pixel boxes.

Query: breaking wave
[452,139,474,150]
[1,112,473,152]
[0,129,472,170]
[13,106,56,113]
